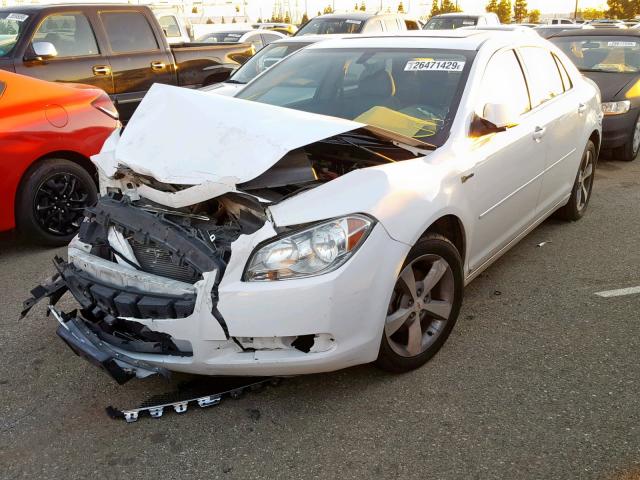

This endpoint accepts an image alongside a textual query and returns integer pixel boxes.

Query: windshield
[552,36,640,73]
[230,42,309,84]
[296,18,364,35]
[199,31,248,43]
[424,17,477,30]
[237,48,474,146]
[0,12,30,57]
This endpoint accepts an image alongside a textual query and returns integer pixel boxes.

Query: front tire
[376,233,463,373]
[613,113,640,162]
[15,158,97,246]
[555,140,596,222]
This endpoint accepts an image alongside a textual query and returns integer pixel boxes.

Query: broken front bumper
[52,307,169,385]
[24,200,410,381]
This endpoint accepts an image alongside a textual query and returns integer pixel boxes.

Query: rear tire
[15,158,96,247]
[555,140,596,222]
[613,113,640,162]
[376,233,463,373]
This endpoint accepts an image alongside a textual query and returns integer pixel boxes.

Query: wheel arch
[14,150,97,218]
[589,130,601,156]
[419,214,467,264]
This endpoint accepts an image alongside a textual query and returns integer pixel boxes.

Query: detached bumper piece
[106,377,282,423]
[51,307,170,385]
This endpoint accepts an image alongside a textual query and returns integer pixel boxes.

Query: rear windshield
[0,12,30,57]
[199,31,248,43]
[424,17,478,30]
[237,48,474,146]
[552,36,640,73]
[296,18,364,35]
[230,42,308,84]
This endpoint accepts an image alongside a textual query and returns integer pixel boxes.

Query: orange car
[0,71,118,245]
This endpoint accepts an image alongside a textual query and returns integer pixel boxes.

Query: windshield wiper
[225,79,247,84]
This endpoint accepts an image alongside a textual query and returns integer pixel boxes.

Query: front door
[15,11,114,94]
[98,10,174,121]
[467,49,546,272]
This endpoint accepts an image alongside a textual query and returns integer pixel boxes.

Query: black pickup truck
[0,4,254,120]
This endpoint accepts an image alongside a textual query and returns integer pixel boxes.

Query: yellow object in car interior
[355,106,439,139]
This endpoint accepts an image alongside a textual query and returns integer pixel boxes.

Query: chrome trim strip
[479,148,577,219]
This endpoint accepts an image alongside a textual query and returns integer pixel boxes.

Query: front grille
[131,240,201,284]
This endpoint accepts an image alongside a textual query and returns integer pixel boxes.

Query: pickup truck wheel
[555,140,596,222]
[614,113,640,162]
[376,233,463,373]
[16,158,97,246]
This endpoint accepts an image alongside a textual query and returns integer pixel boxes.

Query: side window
[364,19,384,33]
[32,13,99,57]
[404,20,420,30]
[157,15,180,38]
[519,47,565,107]
[101,12,159,53]
[479,49,531,116]
[261,33,281,45]
[553,54,573,92]
[384,17,398,32]
[248,34,263,51]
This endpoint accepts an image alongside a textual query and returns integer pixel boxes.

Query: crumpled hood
[98,83,365,185]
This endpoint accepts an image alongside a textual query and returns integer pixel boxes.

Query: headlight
[244,214,374,281]
[602,100,631,116]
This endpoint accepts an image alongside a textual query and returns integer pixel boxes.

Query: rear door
[98,9,174,121]
[518,47,583,215]
[467,49,546,272]
[15,11,113,94]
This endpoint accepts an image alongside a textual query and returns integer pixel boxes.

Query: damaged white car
[24,32,602,383]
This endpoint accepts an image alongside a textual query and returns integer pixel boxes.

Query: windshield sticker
[6,13,28,22]
[345,20,362,24]
[405,59,465,72]
[608,41,637,47]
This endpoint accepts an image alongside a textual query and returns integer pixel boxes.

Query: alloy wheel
[633,116,640,157]
[33,172,91,236]
[576,148,594,212]
[385,254,455,358]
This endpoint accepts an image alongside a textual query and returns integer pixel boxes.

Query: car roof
[270,33,360,45]
[550,28,640,38]
[304,30,546,51]
[311,12,373,20]
[0,3,145,11]
[431,13,488,18]
[535,24,586,29]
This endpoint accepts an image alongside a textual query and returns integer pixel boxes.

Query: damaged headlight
[244,215,374,281]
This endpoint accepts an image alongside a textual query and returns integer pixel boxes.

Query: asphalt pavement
[1,154,639,480]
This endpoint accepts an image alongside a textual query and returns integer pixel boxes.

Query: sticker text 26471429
[405,60,465,72]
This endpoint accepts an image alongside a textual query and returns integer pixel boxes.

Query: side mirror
[470,103,519,137]
[483,103,519,129]
[31,41,58,60]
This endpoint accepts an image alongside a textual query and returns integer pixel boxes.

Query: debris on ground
[106,376,282,423]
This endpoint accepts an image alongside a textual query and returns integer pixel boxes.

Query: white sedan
[25,31,602,382]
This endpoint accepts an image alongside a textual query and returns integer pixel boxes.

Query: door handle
[578,103,587,114]
[151,61,166,71]
[92,65,111,76]
[533,126,546,142]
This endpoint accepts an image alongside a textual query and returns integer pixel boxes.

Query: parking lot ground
[1,155,639,480]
